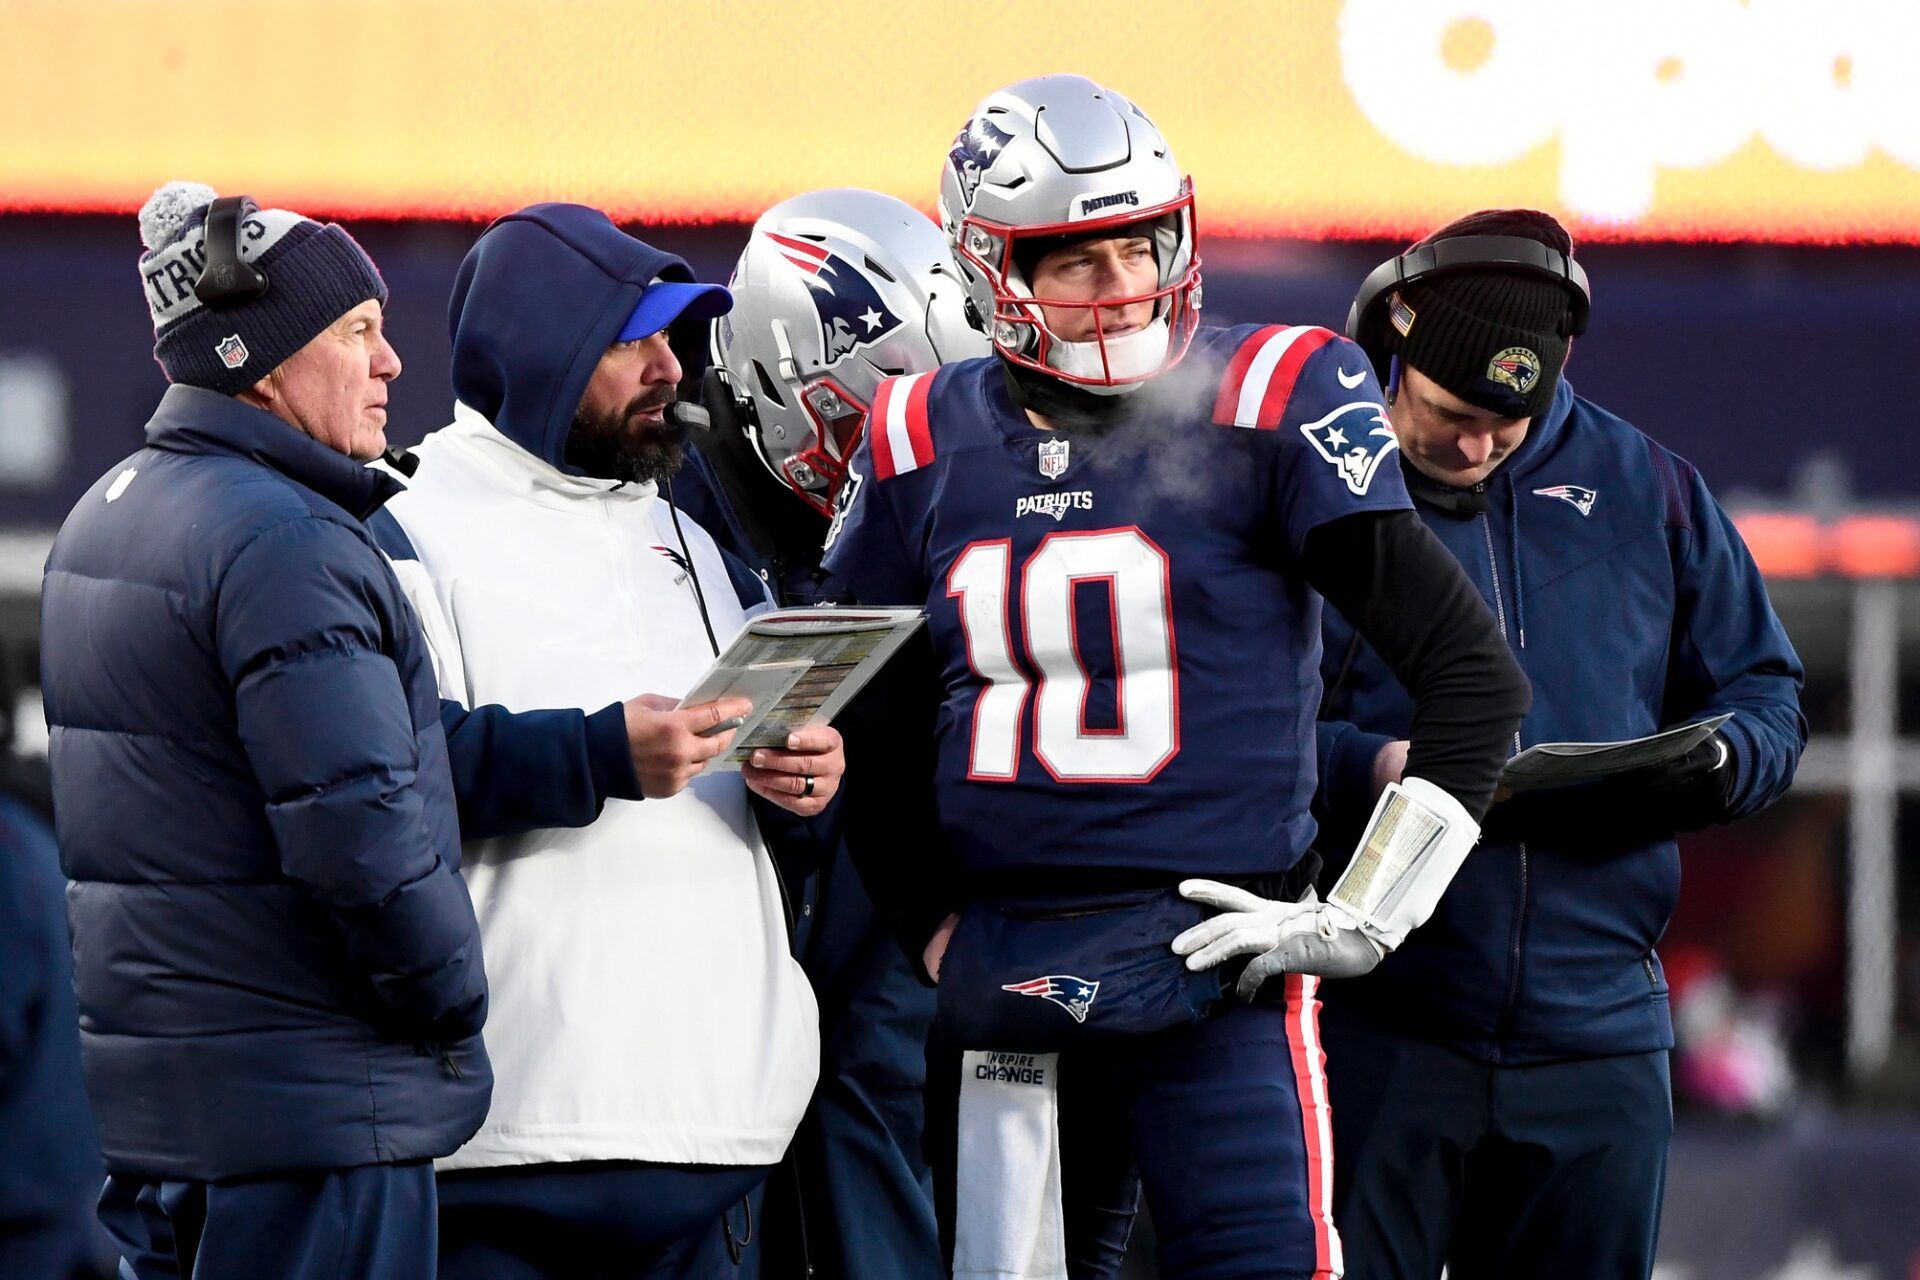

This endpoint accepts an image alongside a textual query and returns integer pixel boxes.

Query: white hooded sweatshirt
[383,404,819,1170]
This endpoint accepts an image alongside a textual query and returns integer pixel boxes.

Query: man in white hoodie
[370,203,840,1278]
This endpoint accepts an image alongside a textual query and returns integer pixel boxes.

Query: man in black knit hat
[1313,209,1807,1279]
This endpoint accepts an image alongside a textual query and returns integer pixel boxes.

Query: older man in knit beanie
[1312,209,1805,1279]
[39,182,491,1279]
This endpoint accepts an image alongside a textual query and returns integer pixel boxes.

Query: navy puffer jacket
[40,384,490,1181]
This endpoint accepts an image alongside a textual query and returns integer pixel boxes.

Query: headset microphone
[1399,461,1490,516]
[667,400,711,433]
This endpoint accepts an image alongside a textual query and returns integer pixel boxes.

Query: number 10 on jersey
[947,527,1180,784]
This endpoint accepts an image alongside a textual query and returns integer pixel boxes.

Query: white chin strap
[1043,316,1170,395]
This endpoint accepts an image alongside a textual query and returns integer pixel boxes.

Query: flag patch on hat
[215,334,249,369]
[1388,291,1416,337]
[1486,346,1540,394]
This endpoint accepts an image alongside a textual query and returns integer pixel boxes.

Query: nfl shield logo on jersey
[1037,437,1070,481]
[1299,402,1399,497]
[1002,974,1101,1023]
[214,334,249,370]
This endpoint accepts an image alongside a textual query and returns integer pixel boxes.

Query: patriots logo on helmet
[766,232,904,362]
[1299,402,1400,497]
[948,116,1015,205]
[1002,974,1101,1024]
[1532,483,1598,516]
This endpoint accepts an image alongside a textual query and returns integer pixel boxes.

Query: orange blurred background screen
[4,0,1920,240]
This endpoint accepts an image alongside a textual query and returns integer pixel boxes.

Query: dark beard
[563,389,688,485]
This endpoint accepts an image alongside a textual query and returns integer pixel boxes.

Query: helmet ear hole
[748,360,787,409]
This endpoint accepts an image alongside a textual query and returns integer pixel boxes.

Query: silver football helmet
[937,74,1202,393]
[709,188,987,515]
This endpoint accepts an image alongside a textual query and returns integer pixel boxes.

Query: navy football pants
[1320,1002,1671,1280]
[926,975,1341,1280]
[98,1161,435,1280]
[437,1160,770,1279]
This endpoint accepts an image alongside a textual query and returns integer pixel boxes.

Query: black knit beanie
[1386,209,1577,419]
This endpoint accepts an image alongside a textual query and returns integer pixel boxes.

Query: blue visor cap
[617,280,733,342]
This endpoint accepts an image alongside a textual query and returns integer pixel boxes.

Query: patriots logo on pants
[1299,401,1400,497]
[766,232,904,361]
[1002,975,1101,1024]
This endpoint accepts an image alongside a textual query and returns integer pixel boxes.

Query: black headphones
[1344,234,1591,383]
[193,195,270,308]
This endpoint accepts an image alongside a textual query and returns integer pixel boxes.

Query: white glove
[1172,777,1480,999]
[1172,883,1386,998]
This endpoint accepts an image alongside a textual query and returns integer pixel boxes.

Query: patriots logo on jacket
[1533,483,1598,516]
[766,233,904,361]
[949,117,1015,204]
[1002,974,1101,1024]
[1299,402,1399,497]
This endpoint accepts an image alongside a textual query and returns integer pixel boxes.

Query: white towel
[953,1049,1068,1280]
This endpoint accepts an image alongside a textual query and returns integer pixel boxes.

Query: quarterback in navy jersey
[831,323,1410,880]
[825,75,1529,1280]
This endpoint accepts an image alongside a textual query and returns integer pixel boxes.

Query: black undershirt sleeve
[1302,509,1531,822]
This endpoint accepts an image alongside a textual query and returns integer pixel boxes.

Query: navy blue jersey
[822,325,1411,879]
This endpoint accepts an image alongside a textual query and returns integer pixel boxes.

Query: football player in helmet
[824,76,1531,1279]
[693,187,985,537]
[668,187,987,1278]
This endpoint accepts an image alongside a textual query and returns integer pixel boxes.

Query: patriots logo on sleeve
[1002,974,1101,1024]
[1299,402,1400,497]
[766,233,904,361]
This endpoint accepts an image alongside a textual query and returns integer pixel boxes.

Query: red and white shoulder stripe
[1211,325,1338,430]
[869,370,937,480]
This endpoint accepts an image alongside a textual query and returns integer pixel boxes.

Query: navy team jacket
[40,387,491,1180]
[1316,377,1805,1065]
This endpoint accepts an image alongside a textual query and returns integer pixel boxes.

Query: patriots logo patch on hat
[1388,291,1417,337]
[214,334,249,369]
[1002,974,1101,1024]
[1487,346,1541,394]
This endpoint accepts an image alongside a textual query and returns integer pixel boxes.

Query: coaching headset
[193,196,271,309]
[1343,234,1591,515]
[1345,233,1591,385]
